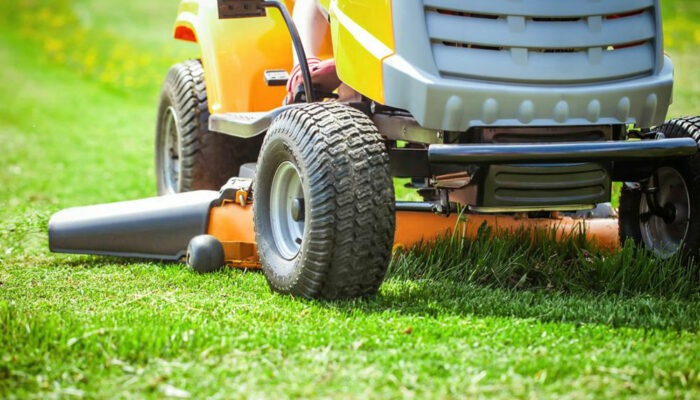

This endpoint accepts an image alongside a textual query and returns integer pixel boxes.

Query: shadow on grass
[362,280,700,331]
[49,225,700,330]
[44,254,183,269]
[331,226,700,331]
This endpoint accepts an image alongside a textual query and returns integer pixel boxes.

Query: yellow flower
[50,14,66,29]
[44,37,64,53]
[123,58,137,72]
[37,8,51,23]
[665,34,675,49]
[100,71,116,85]
[82,48,98,73]
[53,53,66,64]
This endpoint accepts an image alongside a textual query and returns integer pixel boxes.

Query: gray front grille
[483,126,611,144]
[480,163,611,208]
[424,0,660,84]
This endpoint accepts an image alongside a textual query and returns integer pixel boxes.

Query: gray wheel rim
[640,166,691,257]
[269,161,305,261]
[161,106,181,194]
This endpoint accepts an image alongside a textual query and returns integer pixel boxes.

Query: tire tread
[254,103,395,299]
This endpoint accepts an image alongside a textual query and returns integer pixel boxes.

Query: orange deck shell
[208,202,620,269]
[394,211,619,251]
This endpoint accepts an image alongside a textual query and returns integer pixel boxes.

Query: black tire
[619,116,700,258]
[155,60,263,195]
[253,103,396,299]
[187,235,225,273]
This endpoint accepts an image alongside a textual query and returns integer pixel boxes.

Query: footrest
[209,105,298,138]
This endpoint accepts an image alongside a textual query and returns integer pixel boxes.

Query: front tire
[619,117,700,258]
[253,103,396,299]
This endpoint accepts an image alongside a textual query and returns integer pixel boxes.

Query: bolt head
[291,198,304,222]
[663,203,677,224]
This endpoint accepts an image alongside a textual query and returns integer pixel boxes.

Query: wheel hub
[269,161,305,260]
[291,198,304,222]
[662,203,677,225]
[639,166,691,257]
[161,106,180,194]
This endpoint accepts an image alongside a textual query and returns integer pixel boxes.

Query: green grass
[1,1,700,398]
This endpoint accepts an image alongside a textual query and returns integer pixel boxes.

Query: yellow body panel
[329,0,394,103]
[173,0,390,112]
[174,0,332,114]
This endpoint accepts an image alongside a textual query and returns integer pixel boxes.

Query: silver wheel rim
[161,106,180,194]
[640,166,691,258]
[270,161,305,260]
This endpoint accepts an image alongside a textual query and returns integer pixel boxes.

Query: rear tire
[619,116,700,258]
[155,60,262,195]
[253,103,396,299]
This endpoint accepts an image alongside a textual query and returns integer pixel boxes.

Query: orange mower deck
[207,202,620,269]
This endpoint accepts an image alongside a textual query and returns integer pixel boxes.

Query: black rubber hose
[263,1,315,102]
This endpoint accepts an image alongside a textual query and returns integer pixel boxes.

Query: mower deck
[49,188,620,271]
[208,200,620,270]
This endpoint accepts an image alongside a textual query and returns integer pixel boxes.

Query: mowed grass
[1,1,700,398]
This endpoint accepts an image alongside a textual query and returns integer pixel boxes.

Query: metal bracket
[432,172,472,189]
[216,177,254,207]
[640,174,676,224]
[373,113,442,145]
[438,189,451,217]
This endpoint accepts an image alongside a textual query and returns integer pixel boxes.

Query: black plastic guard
[218,0,266,18]
[48,191,219,261]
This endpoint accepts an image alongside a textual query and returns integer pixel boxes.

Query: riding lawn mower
[49,0,700,299]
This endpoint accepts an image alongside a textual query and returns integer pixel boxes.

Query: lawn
[1,1,699,398]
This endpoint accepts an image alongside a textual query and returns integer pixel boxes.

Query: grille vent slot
[424,0,659,84]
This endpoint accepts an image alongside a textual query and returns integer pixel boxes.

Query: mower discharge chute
[50,0,700,299]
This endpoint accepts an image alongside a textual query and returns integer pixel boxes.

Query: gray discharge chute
[48,191,219,261]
